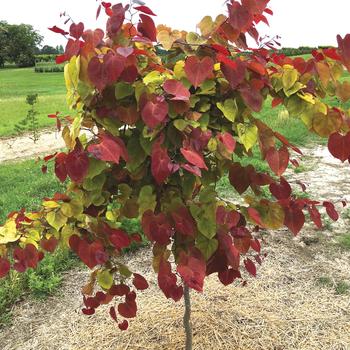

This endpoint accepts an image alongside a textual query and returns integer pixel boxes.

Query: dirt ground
[0,144,349,350]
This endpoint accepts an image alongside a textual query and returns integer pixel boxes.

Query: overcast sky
[2,0,350,48]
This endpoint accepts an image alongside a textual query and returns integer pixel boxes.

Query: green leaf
[97,269,114,290]
[217,99,238,122]
[138,186,156,216]
[87,158,107,179]
[115,82,134,99]
[60,199,84,218]
[127,137,147,172]
[190,203,216,239]
[46,210,68,231]
[83,173,106,191]
[196,234,218,260]
[237,123,258,151]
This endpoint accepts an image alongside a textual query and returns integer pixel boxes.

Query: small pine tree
[15,94,40,143]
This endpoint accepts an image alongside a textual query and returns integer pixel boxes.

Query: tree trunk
[183,284,193,350]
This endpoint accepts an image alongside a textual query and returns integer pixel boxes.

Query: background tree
[0,21,43,67]
[40,45,59,55]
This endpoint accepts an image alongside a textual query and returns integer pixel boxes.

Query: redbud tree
[1,1,350,348]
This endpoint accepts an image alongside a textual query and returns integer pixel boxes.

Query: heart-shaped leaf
[184,56,214,88]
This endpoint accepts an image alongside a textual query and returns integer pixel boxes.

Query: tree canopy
[0,21,43,67]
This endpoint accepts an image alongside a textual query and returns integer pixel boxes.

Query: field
[0,68,69,137]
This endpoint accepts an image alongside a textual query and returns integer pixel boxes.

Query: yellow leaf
[174,60,186,80]
[0,220,20,244]
[157,30,182,50]
[46,210,68,231]
[260,202,285,230]
[97,269,114,290]
[237,123,258,151]
[61,199,84,218]
[143,71,164,86]
[43,201,60,209]
[217,99,238,122]
[282,66,299,91]
[197,16,214,37]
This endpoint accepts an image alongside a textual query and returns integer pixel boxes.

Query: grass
[0,68,69,137]
[338,234,350,250]
[0,159,149,326]
[0,159,77,326]
[0,160,64,223]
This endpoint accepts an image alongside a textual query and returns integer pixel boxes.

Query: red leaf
[82,308,95,315]
[218,233,240,269]
[284,207,305,235]
[171,206,196,237]
[244,258,257,277]
[177,253,206,292]
[218,268,241,286]
[141,210,173,245]
[88,52,126,91]
[184,56,214,88]
[0,258,10,278]
[88,134,128,164]
[221,59,246,89]
[115,105,139,125]
[308,205,322,229]
[337,34,350,71]
[323,201,339,221]
[211,44,230,56]
[137,14,157,41]
[217,132,236,153]
[41,165,48,174]
[109,306,117,321]
[66,145,89,183]
[272,97,283,108]
[134,5,157,16]
[158,259,183,301]
[229,163,253,194]
[109,229,131,250]
[55,54,67,64]
[40,237,58,253]
[106,4,126,34]
[180,148,208,170]
[247,207,264,227]
[109,284,130,296]
[96,4,102,19]
[250,238,261,253]
[151,136,177,184]
[69,22,84,39]
[141,98,169,128]
[269,177,292,200]
[266,146,289,176]
[239,84,263,112]
[163,79,190,101]
[54,153,67,182]
[328,132,350,162]
[118,300,137,318]
[48,26,69,35]
[118,320,129,330]
[181,164,202,177]
[132,273,149,290]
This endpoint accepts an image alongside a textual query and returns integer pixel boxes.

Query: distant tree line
[277,46,332,57]
[0,21,63,68]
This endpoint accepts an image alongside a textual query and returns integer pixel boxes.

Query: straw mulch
[1,145,350,349]
[1,230,349,350]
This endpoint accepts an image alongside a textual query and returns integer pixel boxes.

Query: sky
[1,0,350,48]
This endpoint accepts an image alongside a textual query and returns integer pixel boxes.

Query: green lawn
[0,160,64,224]
[0,68,69,137]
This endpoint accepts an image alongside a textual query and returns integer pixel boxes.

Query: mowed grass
[0,160,64,223]
[0,68,69,137]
